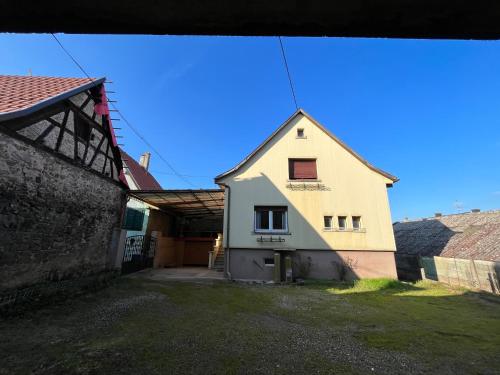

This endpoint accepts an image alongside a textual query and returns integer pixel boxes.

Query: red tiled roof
[120,149,162,190]
[0,75,97,115]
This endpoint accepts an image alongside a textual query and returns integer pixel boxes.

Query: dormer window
[297,128,305,138]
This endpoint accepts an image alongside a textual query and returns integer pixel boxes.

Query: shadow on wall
[394,219,457,281]
[229,173,396,281]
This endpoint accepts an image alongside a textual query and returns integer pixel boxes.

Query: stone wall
[0,131,125,292]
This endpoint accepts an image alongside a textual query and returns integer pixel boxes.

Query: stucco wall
[219,113,397,253]
[0,132,125,291]
[229,249,397,281]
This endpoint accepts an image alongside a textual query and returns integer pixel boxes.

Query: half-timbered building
[0,75,127,295]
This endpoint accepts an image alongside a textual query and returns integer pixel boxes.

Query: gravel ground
[0,276,498,375]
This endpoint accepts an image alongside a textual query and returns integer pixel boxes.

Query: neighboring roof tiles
[214,109,398,183]
[121,149,162,190]
[393,210,500,261]
[0,75,104,121]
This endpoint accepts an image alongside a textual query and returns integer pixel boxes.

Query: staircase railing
[208,233,223,269]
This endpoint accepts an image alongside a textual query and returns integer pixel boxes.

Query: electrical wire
[278,36,299,110]
[50,33,198,188]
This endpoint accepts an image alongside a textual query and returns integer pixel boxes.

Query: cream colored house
[215,109,399,281]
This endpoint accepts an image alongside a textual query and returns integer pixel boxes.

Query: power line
[50,33,198,188]
[151,171,213,178]
[278,36,299,110]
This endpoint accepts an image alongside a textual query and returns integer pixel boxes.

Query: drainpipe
[219,183,231,280]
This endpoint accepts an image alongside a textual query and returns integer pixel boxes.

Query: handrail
[209,233,223,269]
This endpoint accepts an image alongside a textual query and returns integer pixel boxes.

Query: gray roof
[393,210,500,261]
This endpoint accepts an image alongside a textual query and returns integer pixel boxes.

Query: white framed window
[352,216,362,230]
[324,216,333,229]
[254,206,288,233]
[338,216,347,230]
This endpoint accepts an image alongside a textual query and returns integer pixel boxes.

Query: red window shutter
[289,159,317,179]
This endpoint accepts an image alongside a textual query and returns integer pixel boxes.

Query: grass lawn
[1,274,499,375]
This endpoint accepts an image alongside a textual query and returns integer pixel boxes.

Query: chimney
[139,152,151,171]
[471,208,480,213]
[435,213,442,218]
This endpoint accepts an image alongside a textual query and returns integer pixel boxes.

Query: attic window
[297,128,305,138]
[289,159,317,180]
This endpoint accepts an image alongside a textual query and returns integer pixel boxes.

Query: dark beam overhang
[2,1,500,40]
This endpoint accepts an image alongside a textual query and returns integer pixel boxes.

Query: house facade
[0,75,126,296]
[215,109,398,281]
[120,149,162,237]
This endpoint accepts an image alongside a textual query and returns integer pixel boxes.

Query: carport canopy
[129,189,224,217]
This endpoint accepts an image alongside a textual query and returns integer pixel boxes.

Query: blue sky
[1,34,499,220]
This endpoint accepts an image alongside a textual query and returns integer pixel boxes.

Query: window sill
[253,231,291,235]
[295,136,308,139]
[287,179,322,183]
[323,228,366,233]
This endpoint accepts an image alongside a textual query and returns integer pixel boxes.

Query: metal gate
[122,235,157,275]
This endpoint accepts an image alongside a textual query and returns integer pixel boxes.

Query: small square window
[324,216,333,229]
[338,216,347,230]
[352,216,361,230]
[264,258,275,267]
[297,128,305,138]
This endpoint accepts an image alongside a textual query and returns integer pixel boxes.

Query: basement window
[338,216,347,231]
[324,216,333,229]
[288,159,317,180]
[255,206,288,233]
[264,258,275,267]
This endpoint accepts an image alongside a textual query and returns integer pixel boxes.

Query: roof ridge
[396,209,500,223]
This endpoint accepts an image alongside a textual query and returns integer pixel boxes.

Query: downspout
[219,183,231,280]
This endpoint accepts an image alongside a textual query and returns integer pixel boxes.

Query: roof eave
[0,77,106,123]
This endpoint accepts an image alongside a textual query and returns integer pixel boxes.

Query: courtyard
[0,273,499,375]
